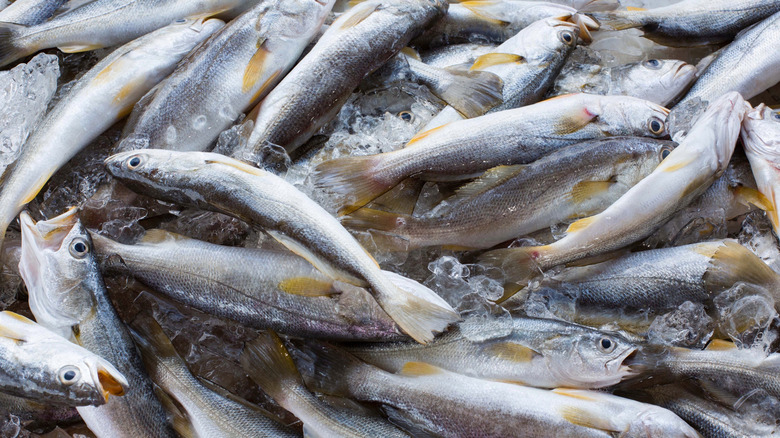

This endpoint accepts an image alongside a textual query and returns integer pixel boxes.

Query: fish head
[505,18,580,62]
[614,59,697,107]
[741,104,780,229]
[263,0,336,40]
[19,210,100,340]
[545,330,637,388]
[595,95,670,138]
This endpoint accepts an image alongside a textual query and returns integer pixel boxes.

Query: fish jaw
[741,104,780,231]
[88,357,129,403]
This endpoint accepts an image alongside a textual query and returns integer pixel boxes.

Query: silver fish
[117,0,334,153]
[0,18,222,253]
[103,150,459,344]
[420,42,496,68]
[0,0,67,25]
[741,104,780,238]
[18,210,176,438]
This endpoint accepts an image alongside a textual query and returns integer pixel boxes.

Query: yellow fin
[339,3,378,29]
[2,311,34,325]
[399,361,445,377]
[243,39,269,94]
[705,240,780,290]
[470,53,524,71]
[460,1,510,26]
[204,157,265,177]
[734,186,774,212]
[560,406,613,431]
[554,106,598,135]
[566,215,597,234]
[140,229,187,244]
[20,169,56,205]
[114,75,146,105]
[58,43,103,53]
[626,6,647,11]
[406,123,450,146]
[400,47,421,61]
[250,69,282,104]
[658,155,695,172]
[0,322,23,342]
[278,277,335,297]
[488,341,538,363]
[706,339,737,351]
[569,181,614,204]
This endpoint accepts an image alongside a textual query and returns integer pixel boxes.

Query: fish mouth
[90,359,128,402]
[19,209,79,254]
[672,63,696,81]
[617,348,639,378]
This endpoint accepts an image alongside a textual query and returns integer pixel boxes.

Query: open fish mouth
[19,208,79,254]
[89,359,129,402]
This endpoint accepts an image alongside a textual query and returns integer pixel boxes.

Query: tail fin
[435,67,503,118]
[314,155,397,216]
[586,12,641,31]
[295,341,369,398]
[0,22,31,68]
[478,246,546,284]
[375,273,459,344]
[343,209,417,251]
[240,332,302,403]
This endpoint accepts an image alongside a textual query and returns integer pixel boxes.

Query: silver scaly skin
[103,150,459,344]
[0,0,67,26]
[240,0,447,154]
[0,311,127,407]
[0,0,253,67]
[420,42,495,68]
[345,316,638,389]
[18,210,177,438]
[117,0,334,153]
[0,18,223,254]
[741,104,780,237]
[90,229,404,341]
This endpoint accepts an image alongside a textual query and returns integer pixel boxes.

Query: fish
[315,93,670,215]
[240,332,410,437]
[345,316,638,389]
[239,0,448,154]
[0,0,252,67]
[299,342,698,437]
[480,92,749,284]
[551,58,697,107]
[676,11,780,107]
[0,310,127,407]
[342,137,674,251]
[0,391,79,425]
[420,42,496,68]
[412,1,597,48]
[103,150,459,344]
[0,0,67,26]
[90,229,404,341]
[132,319,299,438]
[589,0,780,47]
[741,104,780,238]
[117,0,335,153]
[18,209,177,438]
[0,18,223,253]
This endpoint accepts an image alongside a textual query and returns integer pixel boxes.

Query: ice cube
[647,301,713,348]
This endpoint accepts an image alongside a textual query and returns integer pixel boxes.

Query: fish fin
[626,6,646,11]
[487,341,540,362]
[196,377,281,420]
[704,240,780,291]
[370,178,424,215]
[400,47,421,61]
[19,168,56,204]
[297,341,367,397]
[399,361,445,376]
[381,405,440,438]
[407,123,450,147]
[479,246,547,284]
[555,105,599,135]
[470,53,525,71]
[447,165,526,204]
[266,230,364,286]
[658,155,695,172]
[314,155,393,216]
[339,3,379,29]
[697,379,741,408]
[560,406,615,431]
[249,68,282,104]
[553,388,597,401]
[1,311,35,325]
[139,229,187,244]
[570,14,598,43]
[240,332,302,401]
[278,277,336,297]
[381,270,453,310]
[460,1,510,25]
[342,208,413,233]
[243,38,269,93]
[435,67,503,118]
[0,314,25,342]
[733,186,773,212]
[153,387,196,438]
[0,22,30,67]
[58,43,104,53]
[130,319,192,381]
[705,339,737,351]
[566,215,597,234]
[569,180,614,204]
[586,12,641,31]
[204,156,266,177]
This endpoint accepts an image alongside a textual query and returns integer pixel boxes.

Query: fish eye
[398,111,415,123]
[126,155,142,170]
[559,30,575,45]
[69,238,90,258]
[773,112,780,122]
[643,59,662,69]
[648,117,665,135]
[661,147,672,160]
[175,19,187,24]
[598,337,616,353]
[58,366,81,385]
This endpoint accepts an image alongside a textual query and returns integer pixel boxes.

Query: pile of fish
[0,0,779,436]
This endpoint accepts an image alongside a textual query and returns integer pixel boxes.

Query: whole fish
[239,0,447,154]
[133,320,299,438]
[551,58,697,107]
[0,310,127,407]
[0,0,250,67]
[300,343,698,437]
[117,0,335,153]
[741,104,780,238]
[345,316,638,389]
[420,42,495,68]
[0,18,223,253]
[104,150,459,344]
[590,0,780,47]
[241,332,410,437]
[676,11,780,106]
[91,229,404,341]
[412,1,596,48]
[315,94,670,214]
[342,137,673,250]
[480,92,748,283]
[18,210,176,438]
[0,0,67,25]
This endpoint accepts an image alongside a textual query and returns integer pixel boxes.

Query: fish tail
[586,12,641,31]
[0,22,32,68]
[436,67,504,118]
[376,272,459,344]
[314,155,397,215]
[240,332,302,402]
[295,340,368,398]
[479,246,547,284]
